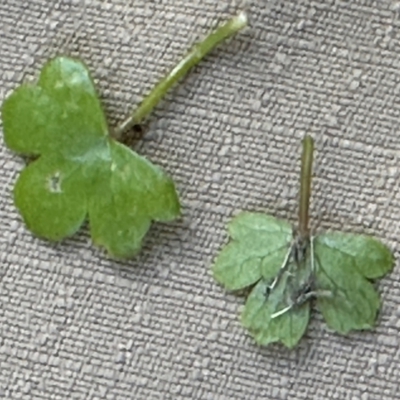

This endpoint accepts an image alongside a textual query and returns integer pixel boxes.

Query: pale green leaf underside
[316,232,393,279]
[2,56,180,258]
[212,211,309,348]
[314,235,388,334]
[212,212,292,291]
[241,275,310,349]
[212,212,393,347]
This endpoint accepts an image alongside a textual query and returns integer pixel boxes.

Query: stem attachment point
[113,12,248,140]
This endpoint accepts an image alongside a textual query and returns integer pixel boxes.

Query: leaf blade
[228,211,292,240]
[241,277,310,349]
[14,156,87,240]
[317,232,393,279]
[212,213,292,291]
[2,56,181,257]
[2,57,108,158]
[88,141,180,258]
[314,237,381,334]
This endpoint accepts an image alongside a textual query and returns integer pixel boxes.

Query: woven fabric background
[1,0,400,399]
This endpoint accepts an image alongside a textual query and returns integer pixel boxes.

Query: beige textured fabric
[1,0,400,398]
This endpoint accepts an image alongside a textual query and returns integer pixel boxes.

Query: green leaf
[211,213,394,347]
[2,56,180,258]
[314,235,389,334]
[2,58,107,157]
[212,212,292,291]
[316,233,394,279]
[241,271,310,349]
[211,133,394,348]
[212,211,311,348]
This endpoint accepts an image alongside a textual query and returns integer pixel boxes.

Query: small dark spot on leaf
[48,172,62,193]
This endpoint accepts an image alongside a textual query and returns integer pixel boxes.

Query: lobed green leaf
[2,56,180,257]
[316,232,393,279]
[314,236,384,334]
[241,272,310,349]
[212,214,394,347]
[212,212,292,291]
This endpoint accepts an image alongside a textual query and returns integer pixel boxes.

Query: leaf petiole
[310,234,316,273]
[298,135,314,238]
[267,136,317,309]
[113,11,248,139]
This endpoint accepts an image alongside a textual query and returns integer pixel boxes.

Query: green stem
[298,135,314,238]
[113,11,248,139]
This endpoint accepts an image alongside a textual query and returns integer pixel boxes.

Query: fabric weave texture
[0,1,399,399]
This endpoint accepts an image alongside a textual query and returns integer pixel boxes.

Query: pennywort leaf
[3,57,180,258]
[211,135,394,348]
[2,13,248,258]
